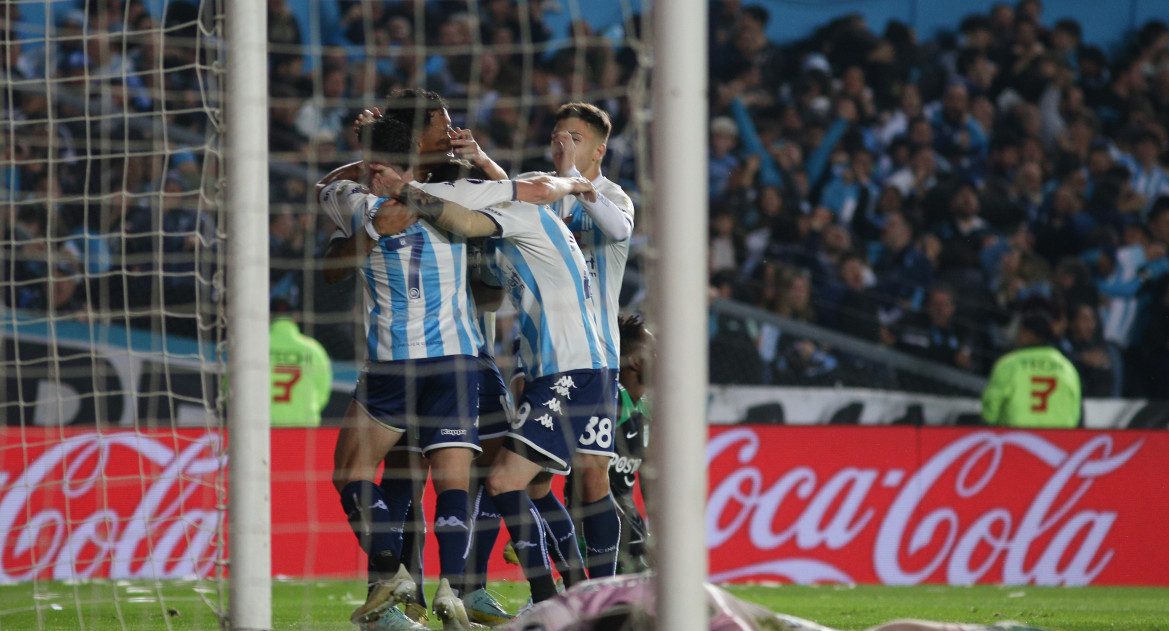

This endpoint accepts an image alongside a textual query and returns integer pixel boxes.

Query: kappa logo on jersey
[551,376,576,399]
[544,398,564,415]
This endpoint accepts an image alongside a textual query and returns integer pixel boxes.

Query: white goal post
[224,0,271,628]
[649,0,709,629]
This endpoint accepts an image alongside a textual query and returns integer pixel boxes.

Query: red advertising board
[707,426,1169,586]
[2,426,1167,585]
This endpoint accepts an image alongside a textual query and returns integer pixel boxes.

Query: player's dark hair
[357,116,414,167]
[381,88,448,135]
[618,313,648,359]
[556,102,613,141]
[428,159,489,183]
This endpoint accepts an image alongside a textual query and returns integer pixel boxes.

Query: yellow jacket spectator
[270,317,333,427]
[982,312,1081,428]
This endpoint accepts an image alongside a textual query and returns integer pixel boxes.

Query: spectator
[871,210,935,315]
[930,180,994,277]
[709,116,741,206]
[1065,302,1121,397]
[833,252,885,343]
[895,283,975,371]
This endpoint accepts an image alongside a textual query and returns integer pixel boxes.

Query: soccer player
[605,314,652,574]
[524,103,636,583]
[981,311,1082,428]
[497,572,1049,631]
[367,136,613,606]
[317,115,527,630]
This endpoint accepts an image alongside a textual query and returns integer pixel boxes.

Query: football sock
[400,492,427,606]
[491,489,558,602]
[531,491,588,587]
[434,489,471,589]
[468,484,501,593]
[581,494,620,579]
[340,480,403,579]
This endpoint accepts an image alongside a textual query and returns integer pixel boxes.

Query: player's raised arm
[393,186,501,238]
[314,160,365,201]
[514,174,597,205]
[451,126,509,180]
[551,129,633,241]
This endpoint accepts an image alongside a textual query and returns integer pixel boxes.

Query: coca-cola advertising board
[707,426,1169,586]
[3,426,1167,585]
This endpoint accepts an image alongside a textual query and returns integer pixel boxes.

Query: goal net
[1,0,227,628]
[2,0,671,628]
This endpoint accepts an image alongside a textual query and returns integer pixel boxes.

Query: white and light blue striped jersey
[469,238,503,355]
[1116,153,1169,215]
[475,200,605,379]
[319,179,512,361]
[559,175,635,368]
[1100,244,1145,347]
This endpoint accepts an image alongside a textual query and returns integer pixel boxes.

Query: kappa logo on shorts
[439,429,465,437]
[534,413,555,430]
[551,376,576,399]
[544,398,564,414]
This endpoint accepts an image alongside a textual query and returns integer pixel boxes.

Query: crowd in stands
[707,0,1169,397]
[1,0,644,359]
[5,0,1169,399]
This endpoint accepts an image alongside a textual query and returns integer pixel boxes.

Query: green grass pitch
[1,579,1166,630]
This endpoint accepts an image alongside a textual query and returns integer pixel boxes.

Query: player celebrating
[318,114,535,630]
[368,135,615,606]
[523,102,636,583]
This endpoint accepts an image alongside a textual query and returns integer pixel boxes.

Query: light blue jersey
[560,175,635,369]
[469,238,502,355]
[475,200,605,379]
[319,179,513,361]
[1116,153,1169,215]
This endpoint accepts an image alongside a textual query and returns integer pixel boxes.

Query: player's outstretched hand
[352,107,382,139]
[551,130,577,175]
[568,176,596,202]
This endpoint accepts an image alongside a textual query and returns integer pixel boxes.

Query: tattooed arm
[387,186,502,238]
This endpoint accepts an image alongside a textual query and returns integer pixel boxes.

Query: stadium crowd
[706,1,1169,397]
[4,0,1169,397]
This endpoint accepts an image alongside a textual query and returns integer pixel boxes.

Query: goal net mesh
[1,0,652,627]
[1,0,227,627]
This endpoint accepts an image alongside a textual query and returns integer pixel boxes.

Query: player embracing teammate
[316,93,642,628]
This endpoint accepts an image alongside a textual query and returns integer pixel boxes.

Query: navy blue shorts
[354,355,481,455]
[478,354,513,440]
[503,368,614,475]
